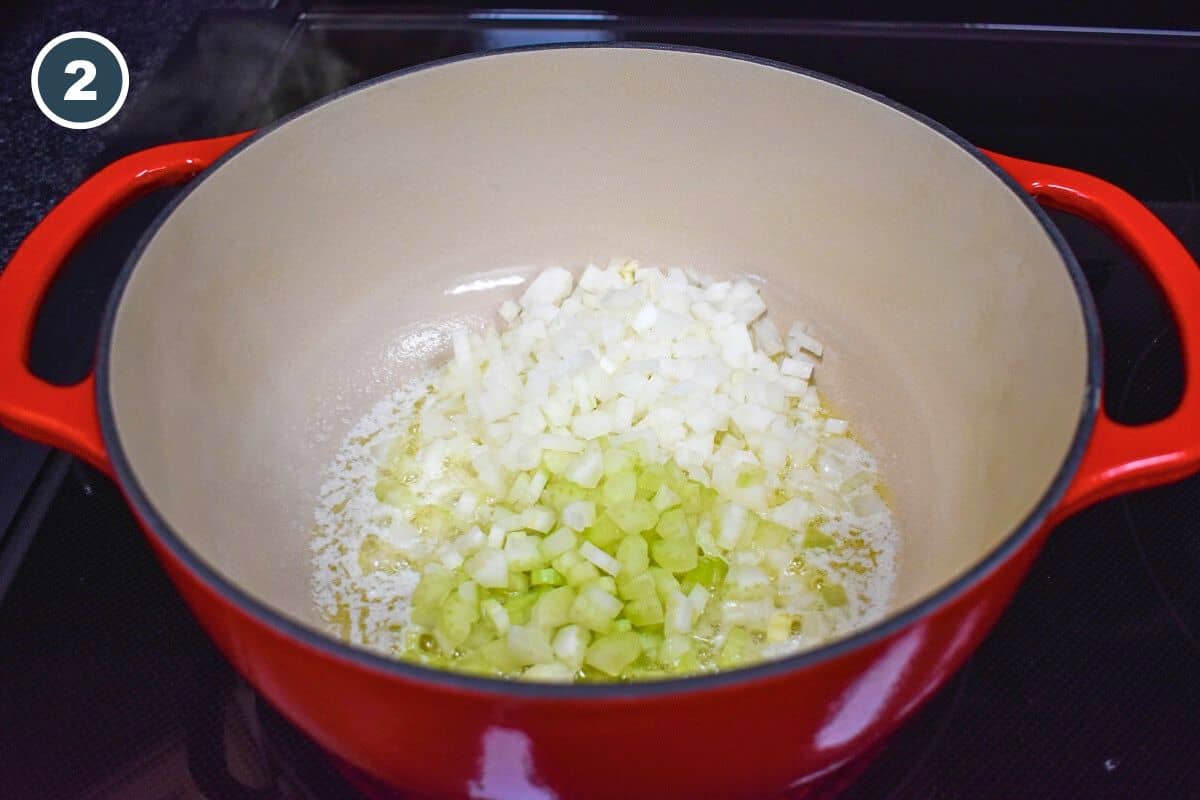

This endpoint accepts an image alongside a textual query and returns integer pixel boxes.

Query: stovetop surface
[2,7,1200,798]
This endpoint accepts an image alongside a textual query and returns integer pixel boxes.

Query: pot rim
[95,42,1102,700]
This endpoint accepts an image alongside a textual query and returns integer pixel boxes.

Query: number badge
[31,32,129,130]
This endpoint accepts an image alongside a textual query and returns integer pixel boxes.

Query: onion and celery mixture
[312,261,896,681]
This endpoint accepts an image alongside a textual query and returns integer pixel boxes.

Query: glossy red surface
[986,150,1200,523]
[0,132,251,477]
[3,126,1199,796]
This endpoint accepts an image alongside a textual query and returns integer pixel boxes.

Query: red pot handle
[0,132,252,477]
[986,150,1200,518]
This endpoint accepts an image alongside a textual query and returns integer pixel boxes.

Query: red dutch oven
[3,46,1200,799]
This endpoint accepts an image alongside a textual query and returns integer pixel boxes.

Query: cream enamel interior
[107,48,1088,635]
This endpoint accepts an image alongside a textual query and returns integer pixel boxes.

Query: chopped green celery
[624,595,665,626]
[504,532,546,571]
[682,555,729,591]
[754,520,791,548]
[436,590,479,648]
[804,519,836,549]
[616,535,650,576]
[504,591,540,625]
[539,527,577,560]
[618,572,658,602]
[717,627,753,667]
[585,631,642,676]
[603,447,637,476]
[651,535,699,573]
[601,472,638,506]
[477,642,520,671]
[736,466,766,488]
[613,619,634,633]
[658,633,691,665]
[464,620,494,648]
[608,500,659,535]
[821,582,848,607]
[552,549,584,573]
[649,567,680,600]
[655,508,690,540]
[581,575,618,596]
[410,568,455,627]
[542,479,587,511]
[585,513,624,547]
[507,625,554,665]
[509,571,531,593]
[531,586,575,629]
[564,561,601,586]
[531,567,565,586]
[676,482,702,512]
[636,464,669,499]
[569,586,623,632]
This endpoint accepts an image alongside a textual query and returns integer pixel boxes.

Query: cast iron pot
[3,46,1200,799]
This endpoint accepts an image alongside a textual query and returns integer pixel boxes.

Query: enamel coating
[2,47,1198,798]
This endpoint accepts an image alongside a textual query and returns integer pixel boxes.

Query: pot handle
[0,132,252,477]
[986,150,1200,517]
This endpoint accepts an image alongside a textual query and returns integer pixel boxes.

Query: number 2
[63,59,97,101]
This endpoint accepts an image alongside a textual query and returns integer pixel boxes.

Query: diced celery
[531,586,575,629]
[624,595,665,627]
[564,561,601,587]
[651,535,699,574]
[649,567,680,600]
[603,447,637,476]
[504,591,540,625]
[682,555,729,591]
[530,567,565,587]
[504,532,545,571]
[658,633,691,666]
[754,520,791,548]
[542,479,587,511]
[617,572,658,602]
[410,567,455,627]
[507,625,554,665]
[481,639,522,672]
[552,624,590,669]
[551,549,584,573]
[637,464,669,499]
[821,582,848,607]
[616,535,650,576]
[482,598,510,634]
[608,500,659,535]
[436,590,479,648]
[581,575,618,597]
[717,627,753,668]
[585,631,643,676]
[522,662,575,682]
[569,586,623,632]
[804,518,835,549]
[585,513,624,548]
[655,508,690,540]
[509,571,531,593]
[601,472,637,506]
[539,527,577,560]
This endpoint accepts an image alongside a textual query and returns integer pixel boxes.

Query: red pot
[3,46,1199,799]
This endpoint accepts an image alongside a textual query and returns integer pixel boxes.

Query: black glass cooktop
[2,8,1200,798]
